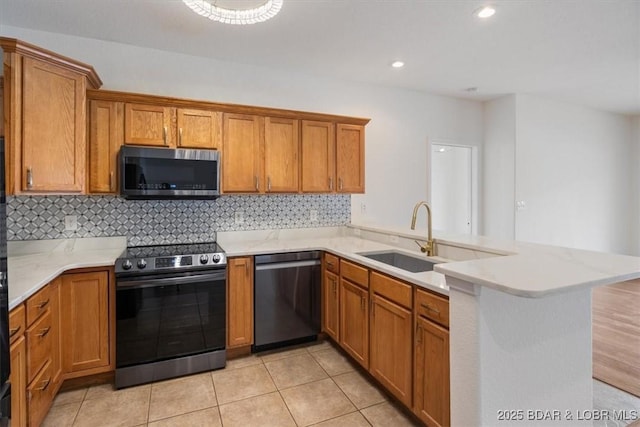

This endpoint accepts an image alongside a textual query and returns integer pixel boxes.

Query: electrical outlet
[310,210,319,222]
[389,235,399,244]
[64,215,78,231]
[360,203,367,214]
[234,211,244,224]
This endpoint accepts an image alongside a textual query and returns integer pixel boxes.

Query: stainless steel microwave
[119,146,220,199]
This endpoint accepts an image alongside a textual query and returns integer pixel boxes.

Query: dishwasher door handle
[255,259,321,271]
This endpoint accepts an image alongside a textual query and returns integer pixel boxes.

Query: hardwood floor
[592,279,640,398]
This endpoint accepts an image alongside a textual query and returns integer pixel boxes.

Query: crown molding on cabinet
[0,37,102,89]
[86,89,370,126]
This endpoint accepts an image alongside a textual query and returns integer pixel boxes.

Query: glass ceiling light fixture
[475,5,496,18]
[182,0,283,25]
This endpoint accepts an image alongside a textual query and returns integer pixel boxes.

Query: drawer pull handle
[421,303,440,315]
[327,261,334,267]
[37,327,51,338]
[9,326,21,338]
[37,299,50,309]
[36,378,51,391]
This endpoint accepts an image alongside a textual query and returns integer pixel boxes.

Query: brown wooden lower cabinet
[339,278,369,369]
[322,269,339,340]
[325,252,450,426]
[370,294,413,407]
[414,315,450,427]
[9,335,27,427]
[227,256,254,348]
[60,271,111,375]
[8,267,114,426]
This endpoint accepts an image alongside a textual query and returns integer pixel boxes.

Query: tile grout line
[259,355,300,426]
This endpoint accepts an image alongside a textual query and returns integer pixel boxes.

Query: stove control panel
[116,252,226,274]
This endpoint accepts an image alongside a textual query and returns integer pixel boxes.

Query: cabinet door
[322,269,339,341]
[339,279,369,369]
[301,120,335,192]
[414,316,450,427]
[22,57,86,192]
[264,117,299,192]
[89,100,123,193]
[227,257,254,347]
[60,271,110,373]
[222,114,263,193]
[370,295,412,406]
[336,124,365,193]
[124,103,173,147]
[49,277,63,391]
[177,108,222,149]
[10,335,27,427]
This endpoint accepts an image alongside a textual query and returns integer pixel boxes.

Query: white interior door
[431,144,472,235]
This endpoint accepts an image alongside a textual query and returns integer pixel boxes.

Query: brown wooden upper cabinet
[301,120,335,192]
[336,123,365,193]
[0,38,102,194]
[222,113,263,193]
[264,117,299,193]
[89,100,124,193]
[301,121,365,193]
[124,103,222,149]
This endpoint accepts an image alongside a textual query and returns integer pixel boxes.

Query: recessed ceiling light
[391,61,405,68]
[475,5,496,18]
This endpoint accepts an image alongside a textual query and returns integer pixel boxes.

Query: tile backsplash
[8,194,350,246]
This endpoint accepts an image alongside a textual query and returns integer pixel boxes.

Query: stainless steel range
[114,242,227,389]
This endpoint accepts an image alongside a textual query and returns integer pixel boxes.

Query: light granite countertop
[218,229,449,296]
[7,224,640,311]
[8,237,127,310]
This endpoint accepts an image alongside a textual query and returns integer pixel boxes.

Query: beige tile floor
[43,340,421,427]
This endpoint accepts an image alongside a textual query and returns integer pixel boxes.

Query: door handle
[329,177,333,191]
[163,126,168,146]
[339,177,343,191]
[37,327,51,338]
[179,127,183,146]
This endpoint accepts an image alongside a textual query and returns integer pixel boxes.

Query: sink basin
[358,251,438,273]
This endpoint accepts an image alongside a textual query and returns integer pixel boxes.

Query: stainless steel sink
[357,251,438,273]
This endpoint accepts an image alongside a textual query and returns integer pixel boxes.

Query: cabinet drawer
[340,260,369,288]
[371,272,412,309]
[324,253,339,274]
[415,289,449,328]
[26,309,52,383]
[26,285,51,326]
[27,359,53,427]
[9,304,26,344]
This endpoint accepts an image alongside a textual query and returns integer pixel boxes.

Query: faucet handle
[414,240,428,253]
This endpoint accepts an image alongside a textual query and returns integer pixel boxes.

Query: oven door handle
[116,271,226,290]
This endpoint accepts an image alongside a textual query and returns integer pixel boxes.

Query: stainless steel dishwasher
[253,251,321,352]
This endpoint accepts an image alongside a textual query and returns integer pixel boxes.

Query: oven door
[116,270,226,369]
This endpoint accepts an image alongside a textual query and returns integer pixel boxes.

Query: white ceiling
[1,0,639,114]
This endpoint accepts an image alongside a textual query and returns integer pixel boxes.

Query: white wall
[1,26,484,230]
[482,95,516,240]
[514,94,635,254]
[634,116,640,255]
